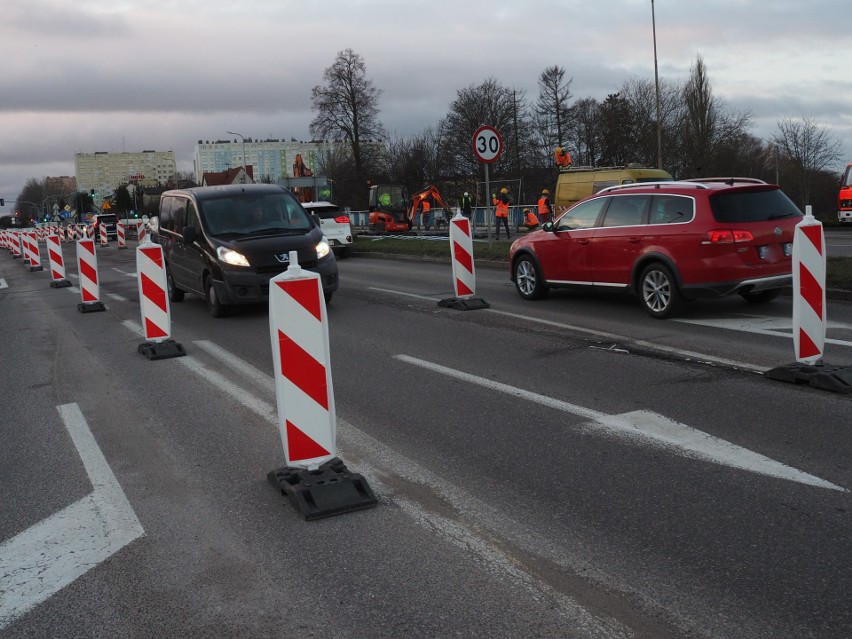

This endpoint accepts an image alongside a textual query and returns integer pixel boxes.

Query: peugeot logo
[274,253,290,263]
[774,226,782,237]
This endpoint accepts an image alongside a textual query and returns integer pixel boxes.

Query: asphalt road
[1,242,851,639]
[826,228,852,258]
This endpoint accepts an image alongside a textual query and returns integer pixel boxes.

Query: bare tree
[773,115,844,208]
[569,97,601,167]
[534,65,573,159]
[310,49,384,180]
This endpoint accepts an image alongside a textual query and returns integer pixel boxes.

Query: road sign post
[472,125,503,244]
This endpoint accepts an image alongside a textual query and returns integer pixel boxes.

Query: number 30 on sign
[472,125,503,164]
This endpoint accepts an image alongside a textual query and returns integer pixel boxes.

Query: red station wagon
[508,178,803,318]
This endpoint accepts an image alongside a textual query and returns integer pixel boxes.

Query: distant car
[508,178,803,318]
[301,201,353,257]
[90,213,118,240]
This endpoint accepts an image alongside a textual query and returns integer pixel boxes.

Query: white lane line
[394,354,847,493]
[368,286,766,373]
[193,340,275,395]
[106,293,127,302]
[112,268,137,278]
[67,272,78,279]
[0,403,144,629]
[674,315,852,349]
[0,279,7,289]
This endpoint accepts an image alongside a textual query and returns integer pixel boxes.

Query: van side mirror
[182,225,197,244]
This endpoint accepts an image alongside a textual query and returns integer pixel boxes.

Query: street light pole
[226,131,247,183]
[652,0,663,170]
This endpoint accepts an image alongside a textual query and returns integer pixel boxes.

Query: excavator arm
[407,185,452,223]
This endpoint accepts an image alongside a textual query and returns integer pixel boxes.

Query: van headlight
[316,238,331,259]
[216,246,250,267]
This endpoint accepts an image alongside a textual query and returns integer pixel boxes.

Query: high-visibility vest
[538,196,551,216]
[493,196,509,218]
[525,211,539,227]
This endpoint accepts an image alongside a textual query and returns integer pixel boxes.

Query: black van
[152,184,338,317]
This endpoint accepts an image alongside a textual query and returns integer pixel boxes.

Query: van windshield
[199,192,313,236]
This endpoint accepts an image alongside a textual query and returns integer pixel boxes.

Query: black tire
[513,255,549,300]
[740,289,779,304]
[166,268,185,302]
[324,290,333,305]
[639,262,683,318]
[205,277,229,318]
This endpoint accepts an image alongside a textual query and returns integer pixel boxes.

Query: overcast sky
[2,0,851,209]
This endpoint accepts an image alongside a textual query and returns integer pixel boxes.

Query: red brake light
[702,229,754,244]
[334,215,350,223]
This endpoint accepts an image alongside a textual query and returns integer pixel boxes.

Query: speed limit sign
[472,125,503,164]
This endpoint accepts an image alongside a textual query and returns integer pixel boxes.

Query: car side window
[556,198,608,230]
[185,201,200,230]
[159,197,175,231]
[649,196,693,224]
[601,195,650,227]
[172,199,187,232]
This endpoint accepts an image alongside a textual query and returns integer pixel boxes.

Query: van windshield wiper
[211,231,249,238]
[247,227,304,235]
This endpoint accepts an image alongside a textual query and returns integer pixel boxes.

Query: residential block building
[75,150,177,193]
[193,139,337,185]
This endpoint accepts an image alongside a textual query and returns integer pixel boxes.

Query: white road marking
[674,314,852,348]
[0,403,144,629]
[394,354,847,493]
[368,286,766,372]
[106,293,127,302]
[112,268,137,278]
[0,279,7,289]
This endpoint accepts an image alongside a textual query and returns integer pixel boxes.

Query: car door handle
[578,238,591,246]
[629,237,641,244]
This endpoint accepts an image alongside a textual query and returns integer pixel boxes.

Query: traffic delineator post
[99,222,108,247]
[266,250,377,520]
[25,231,43,272]
[75,239,106,313]
[117,220,127,249]
[11,231,22,259]
[135,239,185,360]
[46,234,72,288]
[765,206,851,393]
[438,210,490,311]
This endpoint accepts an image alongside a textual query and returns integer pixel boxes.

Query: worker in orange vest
[537,189,553,224]
[420,198,432,230]
[522,208,540,230]
[554,147,572,168]
[492,187,511,240]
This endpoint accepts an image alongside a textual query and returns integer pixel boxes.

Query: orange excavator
[368,183,453,232]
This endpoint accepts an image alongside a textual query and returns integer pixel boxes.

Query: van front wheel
[205,278,230,318]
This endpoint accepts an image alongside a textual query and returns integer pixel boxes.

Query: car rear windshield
[709,188,803,223]
[98,215,117,223]
[305,205,340,219]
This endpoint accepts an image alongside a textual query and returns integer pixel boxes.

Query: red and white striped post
[135,241,185,359]
[266,251,376,519]
[438,209,490,311]
[24,231,43,271]
[136,220,147,244]
[11,231,23,259]
[75,239,106,313]
[792,205,826,364]
[99,222,108,246]
[46,234,72,288]
[116,219,127,249]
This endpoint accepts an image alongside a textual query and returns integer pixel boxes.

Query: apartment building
[75,150,177,193]
[193,139,337,184]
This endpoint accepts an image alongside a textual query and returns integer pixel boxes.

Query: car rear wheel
[513,255,549,300]
[740,289,779,304]
[205,277,230,318]
[639,263,683,318]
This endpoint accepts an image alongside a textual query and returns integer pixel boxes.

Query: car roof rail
[596,181,709,194]
[681,177,767,185]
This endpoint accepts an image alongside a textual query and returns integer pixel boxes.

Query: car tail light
[701,229,754,244]
[334,215,350,223]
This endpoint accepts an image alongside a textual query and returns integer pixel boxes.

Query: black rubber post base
[137,339,187,360]
[29,265,44,272]
[50,279,72,288]
[438,296,490,311]
[77,301,106,313]
[267,457,378,521]
[765,361,852,394]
